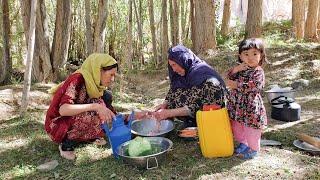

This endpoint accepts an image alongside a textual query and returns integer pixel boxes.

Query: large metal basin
[116,137,173,169]
[131,119,174,137]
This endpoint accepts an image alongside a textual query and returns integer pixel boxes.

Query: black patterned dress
[165,77,225,127]
[226,66,267,129]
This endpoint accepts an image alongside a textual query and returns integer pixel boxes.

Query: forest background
[0,0,319,179]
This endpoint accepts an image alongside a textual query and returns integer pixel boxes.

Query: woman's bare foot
[59,145,76,160]
[93,138,107,146]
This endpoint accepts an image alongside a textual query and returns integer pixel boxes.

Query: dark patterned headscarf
[168,45,225,90]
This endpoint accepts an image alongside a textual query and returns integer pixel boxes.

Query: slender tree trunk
[161,0,169,63]
[190,0,196,51]
[126,0,133,69]
[85,0,93,55]
[148,0,158,66]
[133,0,144,67]
[0,0,11,85]
[318,3,320,37]
[245,0,263,38]
[305,0,319,41]
[292,0,305,40]
[21,0,53,82]
[221,0,231,37]
[51,0,72,82]
[193,0,216,54]
[93,0,108,53]
[20,0,37,116]
[173,0,179,44]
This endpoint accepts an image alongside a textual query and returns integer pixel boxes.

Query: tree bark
[148,0,158,66]
[21,0,53,82]
[190,0,195,50]
[20,0,37,116]
[172,0,179,45]
[133,0,144,67]
[245,0,262,38]
[93,0,108,53]
[0,0,11,85]
[161,0,169,63]
[221,0,231,37]
[193,0,216,54]
[51,0,72,82]
[292,0,305,40]
[169,0,179,46]
[125,0,133,69]
[305,0,319,41]
[318,3,320,37]
[85,0,93,55]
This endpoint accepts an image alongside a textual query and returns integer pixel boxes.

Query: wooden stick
[297,133,320,149]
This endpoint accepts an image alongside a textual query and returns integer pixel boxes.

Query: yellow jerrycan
[196,107,234,158]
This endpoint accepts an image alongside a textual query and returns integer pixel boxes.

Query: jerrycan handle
[127,111,135,129]
[100,123,110,137]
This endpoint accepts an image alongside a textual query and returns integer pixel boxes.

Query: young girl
[226,38,267,159]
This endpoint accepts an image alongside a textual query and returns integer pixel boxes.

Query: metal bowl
[116,137,173,169]
[293,137,320,156]
[131,119,174,137]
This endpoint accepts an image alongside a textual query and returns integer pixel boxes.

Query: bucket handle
[146,156,158,170]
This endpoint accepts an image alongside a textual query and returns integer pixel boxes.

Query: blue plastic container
[101,112,134,158]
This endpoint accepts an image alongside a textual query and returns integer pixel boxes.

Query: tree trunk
[173,0,179,45]
[292,0,305,40]
[245,0,262,38]
[133,0,144,67]
[305,0,319,41]
[0,0,11,85]
[193,0,216,54]
[169,0,179,46]
[20,0,37,116]
[221,0,231,37]
[125,0,133,69]
[85,0,93,55]
[51,0,72,82]
[148,0,158,66]
[161,0,169,63]
[318,3,320,37]
[21,0,53,82]
[93,0,108,53]
[190,0,195,50]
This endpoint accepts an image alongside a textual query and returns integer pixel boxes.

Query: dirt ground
[0,45,319,179]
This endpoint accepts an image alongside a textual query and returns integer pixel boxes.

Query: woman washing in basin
[45,53,147,160]
[152,45,226,127]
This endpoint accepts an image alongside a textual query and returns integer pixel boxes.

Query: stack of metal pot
[265,85,301,122]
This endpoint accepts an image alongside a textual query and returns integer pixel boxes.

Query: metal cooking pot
[265,89,295,103]
[131,119,174,137]
[116,137,173,169]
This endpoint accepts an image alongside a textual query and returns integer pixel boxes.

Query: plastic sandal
[93,138,107,146]
[235,143,249,154]
[59,145,76,160]
[239,149,258,159]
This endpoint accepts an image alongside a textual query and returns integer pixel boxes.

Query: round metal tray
[293,137,320,155]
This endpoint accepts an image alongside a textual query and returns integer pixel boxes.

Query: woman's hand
[135,111,152,120]
[154,102,168,111]
[226,80,237,89]
[94,103,115,123]
[152,109,171,120]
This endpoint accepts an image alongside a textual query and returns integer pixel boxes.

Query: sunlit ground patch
[75,145,113,165]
